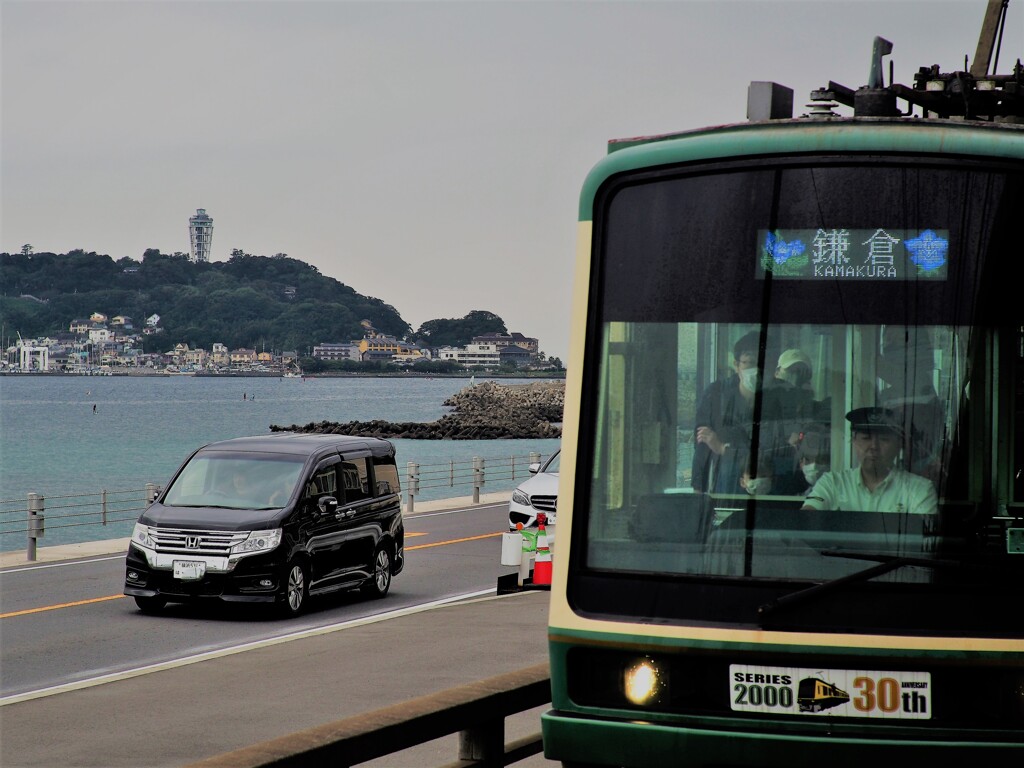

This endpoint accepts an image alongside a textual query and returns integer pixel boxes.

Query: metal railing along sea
[0,451,550,560]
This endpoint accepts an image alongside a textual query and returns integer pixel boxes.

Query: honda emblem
[185,536,201,549]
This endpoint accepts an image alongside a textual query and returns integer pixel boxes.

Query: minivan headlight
[132,522,157,549]
[230,529,282,556]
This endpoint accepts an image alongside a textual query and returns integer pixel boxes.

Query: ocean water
[0,375,560,551]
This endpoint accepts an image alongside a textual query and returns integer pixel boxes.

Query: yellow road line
[406,532,502,550]
[1,531,504,618]
[1,594,126,619]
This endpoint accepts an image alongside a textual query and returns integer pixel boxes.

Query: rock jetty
[270,380,564,440]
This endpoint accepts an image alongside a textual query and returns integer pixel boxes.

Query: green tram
[541,25,1023,768]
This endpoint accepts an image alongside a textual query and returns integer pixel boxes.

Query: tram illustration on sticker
[797,677,851,713]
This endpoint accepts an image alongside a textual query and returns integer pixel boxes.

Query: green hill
[0,249,411,352]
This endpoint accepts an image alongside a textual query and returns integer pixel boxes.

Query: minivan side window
[340,458,371,503]
[304,465,338,505]
[373,460,400,496]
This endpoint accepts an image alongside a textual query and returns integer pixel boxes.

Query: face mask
[744,477,771,495]
[739,367,760,391]
[801,463,822,485]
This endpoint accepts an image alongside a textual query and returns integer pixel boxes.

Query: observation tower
[189,208,214,263]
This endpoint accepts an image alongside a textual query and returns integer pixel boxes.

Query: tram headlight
[623,658,663,706]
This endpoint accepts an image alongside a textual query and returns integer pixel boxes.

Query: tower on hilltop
[189,208,214,263]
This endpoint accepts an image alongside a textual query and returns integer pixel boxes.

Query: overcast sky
[2,0,1020,359]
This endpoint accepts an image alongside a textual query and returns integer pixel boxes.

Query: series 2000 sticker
[730,665,931,719]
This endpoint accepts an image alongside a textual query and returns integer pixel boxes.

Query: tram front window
[572,159,1022,633]
[586,321,962,582]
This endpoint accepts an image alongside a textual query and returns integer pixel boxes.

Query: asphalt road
[0,499,559,767]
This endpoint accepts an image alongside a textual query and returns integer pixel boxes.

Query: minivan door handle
[336,510,356,520]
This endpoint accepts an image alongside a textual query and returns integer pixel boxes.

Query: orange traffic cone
[533,513,552,586]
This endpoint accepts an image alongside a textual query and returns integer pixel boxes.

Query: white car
[508,450,559,531]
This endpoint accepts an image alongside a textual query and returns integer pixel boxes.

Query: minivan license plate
[173,560,206,581]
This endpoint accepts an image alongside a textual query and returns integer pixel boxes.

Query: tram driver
[801,407,937,515]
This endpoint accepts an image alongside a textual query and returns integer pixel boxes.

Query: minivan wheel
[134,596,166,614]
[279,560,308,616]
[363,546,392,598]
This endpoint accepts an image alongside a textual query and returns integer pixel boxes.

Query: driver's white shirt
[803,466,937,515]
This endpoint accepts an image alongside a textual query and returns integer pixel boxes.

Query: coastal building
[499,345,533,367]
[312,342,360,361]
[471,332,539,357]
[438,342,502,370]
[211,343,229,367]
[183,347,208,368]
[88,326,112,344]
[189,208,214,263]
[230,348,257,367]
[170,343,190,365]
[462,343,501,369]
[357,334,427,361]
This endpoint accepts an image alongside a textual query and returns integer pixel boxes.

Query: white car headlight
[132,522,157,549]
[511,489,530,507]
[230,528,283,556]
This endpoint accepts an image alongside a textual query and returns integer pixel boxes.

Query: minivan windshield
[163,451,305,510]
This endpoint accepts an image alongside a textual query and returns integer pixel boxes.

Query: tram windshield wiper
[756,550,959,621]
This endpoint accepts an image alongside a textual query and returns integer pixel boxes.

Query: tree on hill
[411,310,507,348]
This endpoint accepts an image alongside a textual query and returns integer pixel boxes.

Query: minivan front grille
[149,527,249,556]
[530,495,557,513]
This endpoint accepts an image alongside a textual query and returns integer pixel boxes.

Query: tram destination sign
[757,228,949,281]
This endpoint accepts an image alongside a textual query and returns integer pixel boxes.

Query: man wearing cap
[801,407,937,515]
[768,348,816,442]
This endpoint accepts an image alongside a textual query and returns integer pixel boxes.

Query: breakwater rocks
[270,380,564,440]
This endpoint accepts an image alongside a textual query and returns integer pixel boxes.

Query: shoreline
[0,370,566,379]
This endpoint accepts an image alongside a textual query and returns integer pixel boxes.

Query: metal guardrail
[184,663,551,768]
[0,484,161,561]
[0,453,555,560]
[405,452,545,513]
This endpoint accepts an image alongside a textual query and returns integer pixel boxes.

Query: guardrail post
[406,462,419,515]
[146,483,160,504]
[529,451,541,467]
[473,456,484,504]
[27,492,44,562]
[101,489,108,526]
[458,720,503,766]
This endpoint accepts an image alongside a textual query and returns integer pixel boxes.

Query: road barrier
[405,452,543,514]
[184,663,551,768]
[0,485,161,561]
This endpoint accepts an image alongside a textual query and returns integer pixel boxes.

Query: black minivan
[124,433,404,616]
